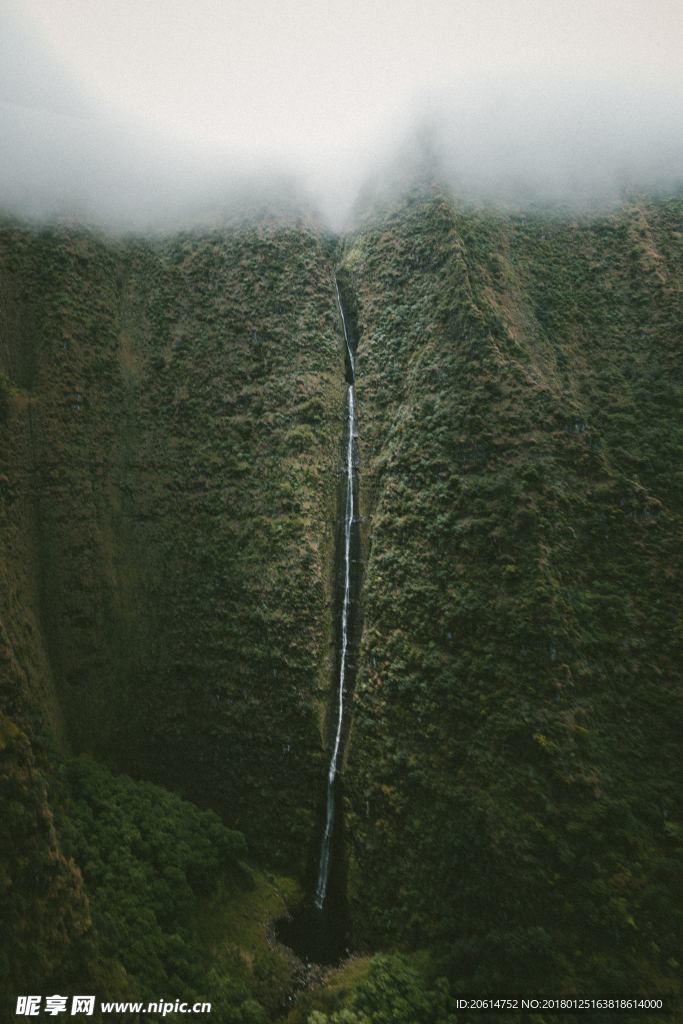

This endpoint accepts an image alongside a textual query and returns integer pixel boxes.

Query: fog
[2,0,682,231]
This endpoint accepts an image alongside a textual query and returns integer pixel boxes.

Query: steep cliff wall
[0,217,345,867]
[1,193,681,1009]
[342,191,682,993]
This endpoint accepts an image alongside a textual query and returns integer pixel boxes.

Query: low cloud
[1,1,682,231]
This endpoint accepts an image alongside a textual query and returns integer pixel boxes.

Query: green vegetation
[342,189,683,998]
[305,954,455,1024]
[1,190,681,1018]
[0,716,91,1005]
[284,953,455,1024]
[0,214,342,1019]
[0,217,345,867]
[56,756,244,998]
[1,735,302,1021]
[54,754,298,1023]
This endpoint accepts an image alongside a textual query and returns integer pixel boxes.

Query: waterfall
[336,278,355,380]
[314,281,357,911]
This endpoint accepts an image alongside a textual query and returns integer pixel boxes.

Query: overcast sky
[2,0,682,228]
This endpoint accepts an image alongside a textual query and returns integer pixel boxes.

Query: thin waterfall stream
[314,283,358,910]
[275,273,360,964]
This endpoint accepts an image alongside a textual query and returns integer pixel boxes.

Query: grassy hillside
[341,189,683,997]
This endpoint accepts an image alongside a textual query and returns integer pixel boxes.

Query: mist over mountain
[2,1,683,229]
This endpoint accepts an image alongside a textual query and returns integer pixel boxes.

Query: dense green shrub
[54,755,267,1019]
[307,954,455,1024]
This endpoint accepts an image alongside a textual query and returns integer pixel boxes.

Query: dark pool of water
[275,901,350,965]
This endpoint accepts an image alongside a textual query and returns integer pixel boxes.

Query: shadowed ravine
[275,272,361,964]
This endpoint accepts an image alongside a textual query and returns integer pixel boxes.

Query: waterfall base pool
[275,901,350,966]
[275,769,352,965]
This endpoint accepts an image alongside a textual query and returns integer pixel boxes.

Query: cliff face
[1,192,681,1005]
[342,191,683,992]
[0,218,344,868]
